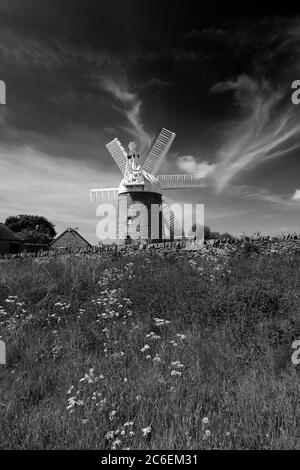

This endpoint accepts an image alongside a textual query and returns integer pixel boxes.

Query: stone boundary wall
[0,235,300,261]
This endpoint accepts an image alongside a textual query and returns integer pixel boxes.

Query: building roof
[0,223,20,242]
[50,227,91,247]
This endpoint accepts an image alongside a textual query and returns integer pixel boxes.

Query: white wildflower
[142,426,151,437]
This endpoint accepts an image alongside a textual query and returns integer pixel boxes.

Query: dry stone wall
[0,235,300,261]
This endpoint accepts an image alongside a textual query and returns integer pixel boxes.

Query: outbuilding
[0,223,22,255]
[50,227,91,250]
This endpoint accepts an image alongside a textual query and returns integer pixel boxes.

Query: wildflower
[146,331,161,340]
[204,430,211,438]
[142,426,151,437]
[154,317,170,326]
[170,361,184,368]
[109,410,117,420]
[140,344,150,352]
[66,396,77,411]
[111,438,121,449]
[176,334,186,340]
[171,370,182,376]
[202,417,209,425]
[105,431,114,440]
[136,395,142,401]
[124,421,134,427]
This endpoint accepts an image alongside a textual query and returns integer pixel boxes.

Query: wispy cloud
[0,27,120,73]
[224,183,298,207]
[176,155,216,177]
[100,78,153,155]
[211,75,300,191]
[0,144,116,243]
[291,189,300,201]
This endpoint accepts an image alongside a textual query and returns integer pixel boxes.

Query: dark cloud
[1,1,300,238]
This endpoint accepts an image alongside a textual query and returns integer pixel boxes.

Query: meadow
[0,246,299,449]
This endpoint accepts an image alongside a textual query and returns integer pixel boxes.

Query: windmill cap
[119,170,162,194]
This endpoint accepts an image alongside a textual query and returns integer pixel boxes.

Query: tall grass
[0,249,299,449]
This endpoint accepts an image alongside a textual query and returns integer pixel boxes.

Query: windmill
[90,128,206,244]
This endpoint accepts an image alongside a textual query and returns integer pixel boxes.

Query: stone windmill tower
[90,128,205,244]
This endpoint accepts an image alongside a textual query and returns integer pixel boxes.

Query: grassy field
[0,247,299,449]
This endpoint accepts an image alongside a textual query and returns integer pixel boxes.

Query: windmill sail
[106,138,128,175]
[143,128,176,176]
[89,188,119,203]
[158,174,206,189]
[161,197,184,240]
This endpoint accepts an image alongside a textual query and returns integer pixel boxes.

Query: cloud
[142,78,169,89]
[223,183,300,208]
[211,75,262,106]
[100,77,153,155]
[229,185,284,204]
[0,144,117,243]
[0,27,123,81]
[211,75,300,191]
[176,155,216,177]
[101,80,135,103]
[291,189,300,200]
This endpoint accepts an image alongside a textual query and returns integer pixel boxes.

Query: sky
[1,0,300,242]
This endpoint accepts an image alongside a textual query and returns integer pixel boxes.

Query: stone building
[0,223,22,255]
[50,227,91,250]
[117,172,163,244]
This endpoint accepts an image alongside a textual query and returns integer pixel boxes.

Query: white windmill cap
[119,170,162,195]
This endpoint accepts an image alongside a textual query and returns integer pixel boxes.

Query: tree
[204,225,212,239]
[191,225,213,239]
[220,232,235,239]
[192,224,234,240]
[5,215,56,244]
